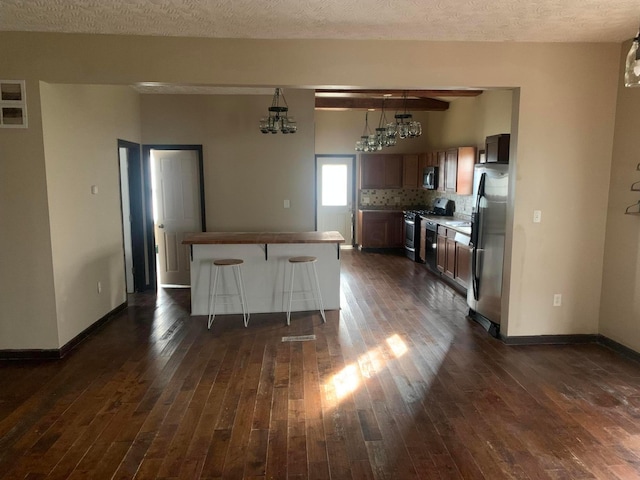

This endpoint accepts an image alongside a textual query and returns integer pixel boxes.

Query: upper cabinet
[442,146,476,195]
[456,146,476,195]
[437,151,446,192]
[360,154,403,189]
[402,154,420,189]
[445,149,458,192]
[485,134,510,163]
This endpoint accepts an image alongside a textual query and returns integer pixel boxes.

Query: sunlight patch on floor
[324,333,409,409]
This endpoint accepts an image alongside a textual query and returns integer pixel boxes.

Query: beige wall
[40,83,141,347]
[426,90,513,150]
[599,42,640,352]
[0,80,59,349]
[0,32,622,348]
[141,90,316,232]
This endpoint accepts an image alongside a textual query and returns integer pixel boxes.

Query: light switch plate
[284,199,290,209]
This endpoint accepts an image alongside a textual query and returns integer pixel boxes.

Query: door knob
[158,224,165,229]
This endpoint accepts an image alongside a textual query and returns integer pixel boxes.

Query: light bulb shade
[386,123,397,138]
[408,121,422,137]
[625,36,640,87]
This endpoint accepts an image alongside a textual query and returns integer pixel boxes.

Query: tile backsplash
[359,188,473,219]
[359,189,428,207]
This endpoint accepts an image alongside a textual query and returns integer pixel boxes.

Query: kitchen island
[182,231,345,316]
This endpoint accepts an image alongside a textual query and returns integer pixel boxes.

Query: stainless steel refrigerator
[467,163,509,337]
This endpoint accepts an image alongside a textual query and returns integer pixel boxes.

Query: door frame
[314,154,356,246]
[142,144,206,289]
[117,139,146,292]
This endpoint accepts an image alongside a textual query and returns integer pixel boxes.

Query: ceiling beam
[315,97,449,111]
[315,89,483,98]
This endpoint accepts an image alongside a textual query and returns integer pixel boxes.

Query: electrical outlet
[553,293,562,306]
[533,210,542,223]
[97,281,102,294]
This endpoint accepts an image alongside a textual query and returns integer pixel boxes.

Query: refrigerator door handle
[470,173,486,302]
[471,228,480,301]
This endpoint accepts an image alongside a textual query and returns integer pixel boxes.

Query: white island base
[187,238,342,316]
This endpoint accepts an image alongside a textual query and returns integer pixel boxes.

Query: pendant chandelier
[376,98,397,148]
[388,92,422,139]
[355,111,379,152]
[625,23,640,87]
[259,88,297,134]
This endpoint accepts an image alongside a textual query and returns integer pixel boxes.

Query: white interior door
[316,156,354,244]
[151,149,202,286]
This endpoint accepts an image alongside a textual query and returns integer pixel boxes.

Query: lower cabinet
[358,211,404,248]
[436,225,471,290]
[454,242,471,289]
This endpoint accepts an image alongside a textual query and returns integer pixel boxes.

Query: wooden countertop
[182,231,346,245]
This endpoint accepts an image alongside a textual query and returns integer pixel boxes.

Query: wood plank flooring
[1,249,640,479]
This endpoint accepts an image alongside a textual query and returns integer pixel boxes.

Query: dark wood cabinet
[358,211,404,248]
[456,146,476,195]
[438,146,477,195]
[445,149,458,192]
[485,134,510,163]
[402,154,419,188]
[437,151,446,192]
[436,224,471,288]
[360,154,403,189]
[455,242,471,289]
[436,232,447,272]
[419,223,427,262]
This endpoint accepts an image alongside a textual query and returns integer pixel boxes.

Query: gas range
[403,198,455,262]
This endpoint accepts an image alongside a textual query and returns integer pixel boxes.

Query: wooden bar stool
[208,258,249,329]
[286,256,326,325]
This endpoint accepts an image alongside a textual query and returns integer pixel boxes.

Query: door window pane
[322,164,347,206]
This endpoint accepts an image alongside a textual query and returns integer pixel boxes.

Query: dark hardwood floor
[1,249,640,479]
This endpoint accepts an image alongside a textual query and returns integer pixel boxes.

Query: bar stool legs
[286,256,326,325]
[208,259,249,329]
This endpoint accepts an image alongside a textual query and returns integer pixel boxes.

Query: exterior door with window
[316,155,354,245]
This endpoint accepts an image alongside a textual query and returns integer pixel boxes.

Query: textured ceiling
[0,0,639,43]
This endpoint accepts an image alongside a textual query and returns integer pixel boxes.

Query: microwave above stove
[423,166,438,190]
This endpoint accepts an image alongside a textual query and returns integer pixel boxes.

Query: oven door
[424,221,438,270]
[404,215,418,262]
[404,217,416,251]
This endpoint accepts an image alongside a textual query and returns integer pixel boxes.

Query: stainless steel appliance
[467,163,509,337]
[423,219,438,271]
[403,210,421,262]
[404,198,453,262]
[423,166,438,190]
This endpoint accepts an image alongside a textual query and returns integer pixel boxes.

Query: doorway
[315,155,356,246]
[118,140,154,293]
[146,145,205,287]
